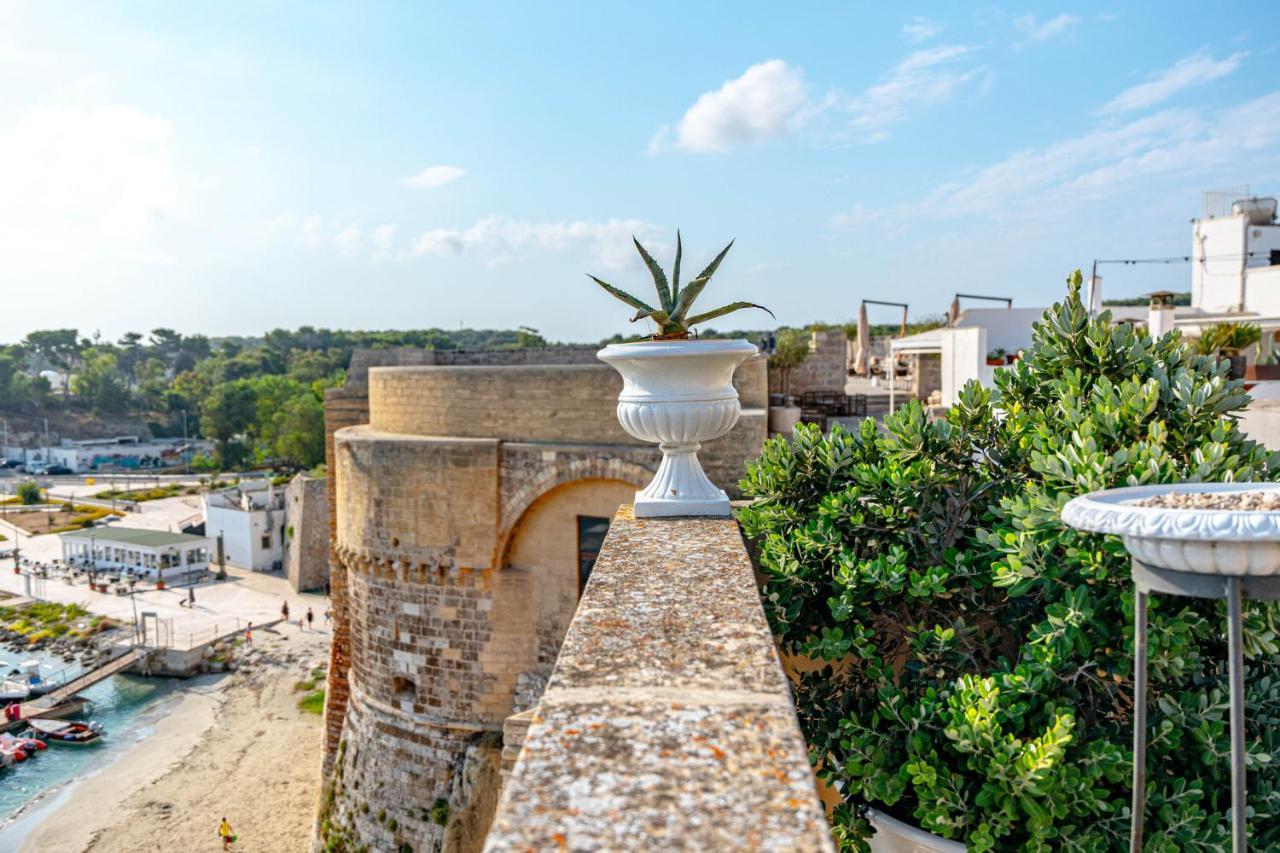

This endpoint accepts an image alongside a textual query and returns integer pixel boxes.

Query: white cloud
[401,165,465,189]
[846,46,984,141]
[830,91,1280,233]
[406,215,659,269]
[1014,13,1080,44]
[655,60,814,153]
[0,104,176,264]
[1100,51,1247,114]
[902,16,943,43]
[334,224,362,255]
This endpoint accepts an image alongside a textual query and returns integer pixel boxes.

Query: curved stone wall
[320,349,770,852]
[368,365,634,444]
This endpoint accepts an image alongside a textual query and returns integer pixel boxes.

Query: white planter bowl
[597,339,756,517]
[1062,482,1280,576]
[867,809,965,853]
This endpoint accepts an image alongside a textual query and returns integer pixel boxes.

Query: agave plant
[589,231,772,339]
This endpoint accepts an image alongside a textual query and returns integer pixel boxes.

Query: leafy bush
[771,329,812,398]
[298,688,325,715]
[740,273,1280,851]
[16,481,41,505]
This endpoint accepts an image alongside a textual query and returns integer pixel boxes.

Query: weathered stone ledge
[485,507,833,851]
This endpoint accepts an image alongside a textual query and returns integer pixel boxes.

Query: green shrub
[298,688,325,715]
[740,272,1280,851]
[429,798,449,826]
[16,482,41,505]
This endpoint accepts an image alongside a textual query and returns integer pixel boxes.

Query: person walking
[244,622,253,645]
[219,817,235,849]
[281,601,290,623]
[324,608,332,626]
[306,607,314,631]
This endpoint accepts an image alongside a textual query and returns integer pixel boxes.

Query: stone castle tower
[316,348,766,851]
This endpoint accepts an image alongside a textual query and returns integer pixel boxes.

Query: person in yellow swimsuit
[219,817,235,849]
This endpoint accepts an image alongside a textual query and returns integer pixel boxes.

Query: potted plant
[593,232,772,517]
[985,347,1005,366]
[1194,322,1260,380]
[740,273,1280,851]
[768,328,810,435]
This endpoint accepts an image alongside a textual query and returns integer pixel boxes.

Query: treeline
[0,325,554,471]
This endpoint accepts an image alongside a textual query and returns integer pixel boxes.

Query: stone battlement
[486,507,833,851]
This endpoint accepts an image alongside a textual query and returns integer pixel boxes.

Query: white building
[47,436,205,473]
[59,527,211,581]
[902,193,1280,409]
[202,480,285,572]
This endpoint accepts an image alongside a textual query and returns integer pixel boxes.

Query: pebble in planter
[1063,481,1280,853]
[592,232,772,517]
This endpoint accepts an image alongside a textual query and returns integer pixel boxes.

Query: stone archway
[500,477,637,670]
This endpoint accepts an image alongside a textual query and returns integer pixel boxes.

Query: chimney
[1085,274,1103,316]
[1147,291,1176,339]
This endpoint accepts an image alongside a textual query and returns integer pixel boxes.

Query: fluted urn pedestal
[597,339,756,518]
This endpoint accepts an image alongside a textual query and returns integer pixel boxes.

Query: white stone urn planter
[866,808,964,853]
[597,338,756,517]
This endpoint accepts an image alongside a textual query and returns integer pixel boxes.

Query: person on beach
[324,608,332,625]
[219,817,235,849]
[244,622,253,644]
[281,601,290,623]
[306,607,314,631]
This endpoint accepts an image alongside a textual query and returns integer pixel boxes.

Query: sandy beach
[16,624,328,853]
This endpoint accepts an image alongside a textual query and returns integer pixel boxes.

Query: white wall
[203,499,282,571]
[1244,264,1280,317]
[957,308,1040,354]
[940,327,985,407]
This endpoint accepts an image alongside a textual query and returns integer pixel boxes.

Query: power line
[1094,251,1274,266]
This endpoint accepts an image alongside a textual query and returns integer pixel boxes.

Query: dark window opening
[1270,249,1280,267]
[577,515,611,595]
[392,676,415,703]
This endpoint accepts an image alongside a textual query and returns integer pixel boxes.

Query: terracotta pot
[985,358,1003,367]
[597,339,756,517]
[1006,353,1020,364]
[155,579,166,590]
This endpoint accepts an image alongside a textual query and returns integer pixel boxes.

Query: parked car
[43,465,72,475]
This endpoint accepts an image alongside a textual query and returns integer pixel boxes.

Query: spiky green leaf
[588,275,655,315]
[632,238,672,312]
[670,276,709,325]
[684,301,774,328]
[671,230,683,307]
[693,239,734,284]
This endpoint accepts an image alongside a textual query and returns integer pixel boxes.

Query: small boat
[27,718,105,746]
[0,681,30,703]
[0,733,30,764]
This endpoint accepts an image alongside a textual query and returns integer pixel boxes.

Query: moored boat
[27,717,105,746]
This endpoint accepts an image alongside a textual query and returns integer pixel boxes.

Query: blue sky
[2,1,1279,342]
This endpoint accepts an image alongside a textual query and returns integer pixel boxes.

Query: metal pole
[1227,577,1248,853]
[1131,588,1148,853]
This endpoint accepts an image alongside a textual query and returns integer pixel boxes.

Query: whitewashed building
[59,527,211,581]
[202,480,285,572]
[903,193,1280,409]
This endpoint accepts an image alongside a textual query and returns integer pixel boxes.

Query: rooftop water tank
[1232,197,1278,225]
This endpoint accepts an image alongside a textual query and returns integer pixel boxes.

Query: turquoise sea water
[0,649,182,828]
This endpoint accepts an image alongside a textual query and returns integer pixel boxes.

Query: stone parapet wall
[486,508,833,851]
